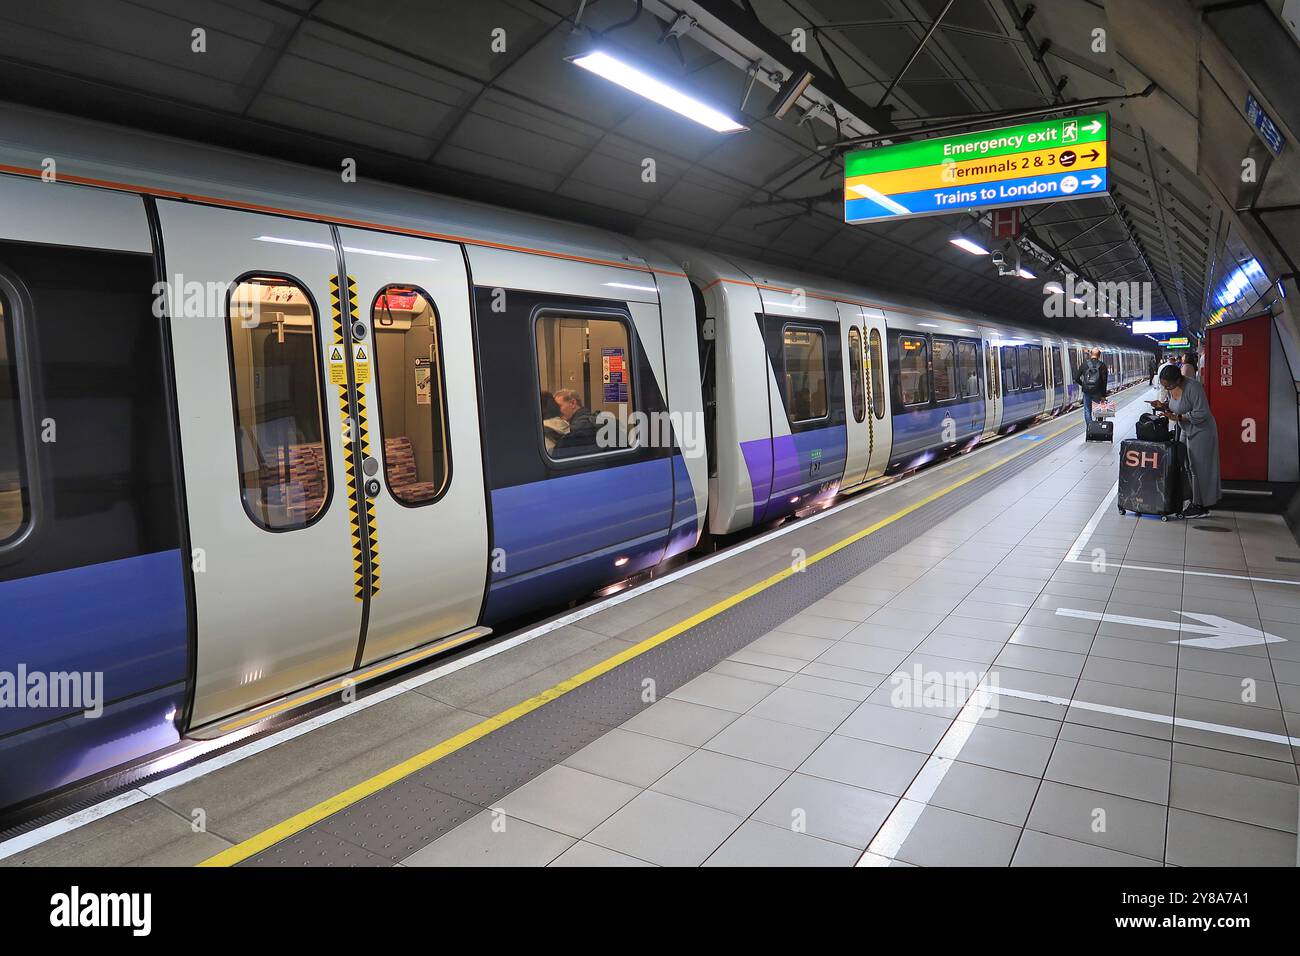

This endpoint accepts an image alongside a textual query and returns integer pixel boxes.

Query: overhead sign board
[1245,92,1285,157]
[1132,319,1178,334]
[1158,336,1191,349]
[844,113,1109,224]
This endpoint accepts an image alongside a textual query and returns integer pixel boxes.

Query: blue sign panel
[1245,93,1285,157]
[845,168,1108,222]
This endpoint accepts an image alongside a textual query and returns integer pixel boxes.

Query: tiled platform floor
[9,395,1298,867]
[406,401,1300,867]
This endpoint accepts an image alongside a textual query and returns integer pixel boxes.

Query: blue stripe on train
[888,397,984,471]
[0,548,189,807]
[482,457,680,624]
[740,424,847,526]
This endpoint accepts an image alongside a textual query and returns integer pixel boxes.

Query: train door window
[1025,345,1044,389]
[868,328,885,419]
[372,285,451,505]
[985,344,998,399]
[1001,346,1019,393]
[957,340,980,399]
[781,325,828,422]
[0,290,26,544]
[1049,346,1060,386]
[847,326,865,423]
[227,276,330,531]
[932,337,958,403]
[536,313,635,459]
[897,335,929,406]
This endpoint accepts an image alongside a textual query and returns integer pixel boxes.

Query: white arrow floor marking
[1055,607,1287,649]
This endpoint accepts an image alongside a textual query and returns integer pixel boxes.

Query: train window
[372,286,451,505]
[848,327,865,423]
[868,329,885,419]
[227,276,330,530]
[536,313,635,459]
[782,325,828,422]
[898,335,929,405]
[957,341,980,399]
[932,338,958,403]
[1001,346,1019,393]
[0,291,26,545]
[1022,345,1043,389]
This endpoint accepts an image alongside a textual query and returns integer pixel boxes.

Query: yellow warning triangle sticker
[354,345,367,361]
[330,346,344,361]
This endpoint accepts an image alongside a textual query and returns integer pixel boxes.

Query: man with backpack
[1074,347,1109,429]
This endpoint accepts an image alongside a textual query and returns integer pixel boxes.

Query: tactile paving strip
[243,422,1088,866]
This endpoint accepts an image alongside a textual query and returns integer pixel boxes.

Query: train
[0,105,1149,811]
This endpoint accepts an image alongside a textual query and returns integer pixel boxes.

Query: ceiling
[0,0,1223,339]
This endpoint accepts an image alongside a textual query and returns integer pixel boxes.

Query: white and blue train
[0,107,1147,811]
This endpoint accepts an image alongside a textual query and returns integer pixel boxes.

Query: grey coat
[1166,377,1221,507]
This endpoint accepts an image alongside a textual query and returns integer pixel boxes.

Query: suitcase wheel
[1160,515,1168,522]
[1117,506,1125,515]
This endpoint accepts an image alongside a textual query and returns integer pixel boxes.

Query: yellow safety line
[198,414,1083,866]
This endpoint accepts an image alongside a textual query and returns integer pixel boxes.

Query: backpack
[1079,359,1101,394]
[1136,412,1170,442]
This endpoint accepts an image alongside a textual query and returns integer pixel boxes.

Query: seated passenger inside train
[551,388,598,457]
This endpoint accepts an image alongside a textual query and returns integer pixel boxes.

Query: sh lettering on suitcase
[1118,438,1187,518]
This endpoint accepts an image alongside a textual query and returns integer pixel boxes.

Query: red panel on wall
[1204,313,1271,481]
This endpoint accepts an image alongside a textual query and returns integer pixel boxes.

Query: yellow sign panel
[352,342,371,385]
[328,344,348,385]
[845,142,1108,201]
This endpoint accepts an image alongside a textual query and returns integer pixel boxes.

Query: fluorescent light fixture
[568,50,747,133]
[1070,296,1086,305]
[1043,281,1064,295]
[1132,319,1178,334]
[949,236,989,256]
[850,182,911,216]
[918,322,938,327]
[1016,267,1035,279]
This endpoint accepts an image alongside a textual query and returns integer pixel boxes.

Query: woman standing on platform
[1154,364,1221,518]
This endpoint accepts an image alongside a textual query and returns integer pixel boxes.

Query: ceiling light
[1016,267,1035,279]
[1044,281,1064,294]
[568,50,747,133]
[949,235,989,256]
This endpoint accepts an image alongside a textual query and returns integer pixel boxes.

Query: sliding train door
[839,303,870,490]
[861,308,892,478]
[158,201,363,726]
[335,226,487,666]
[981,335,1003,436]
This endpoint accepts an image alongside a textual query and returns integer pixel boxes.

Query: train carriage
[0,105,1149,812]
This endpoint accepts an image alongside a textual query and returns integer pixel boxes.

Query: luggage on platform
[1086,419,1113,442]
[1118,437,1187,520]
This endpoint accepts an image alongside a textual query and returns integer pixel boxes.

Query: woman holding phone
[1151,364,1221,517]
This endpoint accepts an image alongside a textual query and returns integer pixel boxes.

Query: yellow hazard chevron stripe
[346,275,379,597]
[330,275,367,602]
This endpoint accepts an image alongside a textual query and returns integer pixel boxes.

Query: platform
[5,391,1298,868]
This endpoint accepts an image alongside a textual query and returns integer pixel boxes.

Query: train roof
[0,103,653,275]
[657,242,1146,351]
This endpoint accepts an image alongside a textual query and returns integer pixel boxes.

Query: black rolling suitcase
[1117,436,1187,520]
[1086,419,1113,441]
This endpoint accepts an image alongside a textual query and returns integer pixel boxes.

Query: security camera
[992,241,1020,277]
